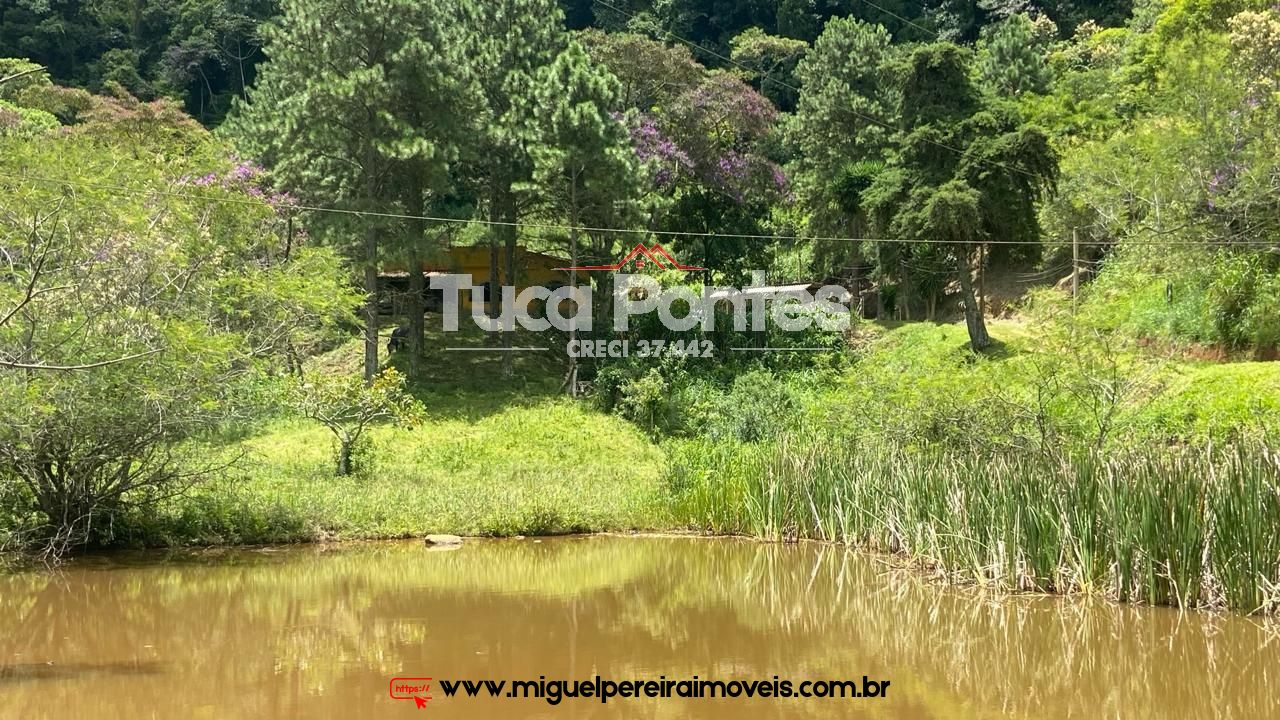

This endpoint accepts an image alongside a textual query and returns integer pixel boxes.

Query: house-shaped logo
[557,243,705,272]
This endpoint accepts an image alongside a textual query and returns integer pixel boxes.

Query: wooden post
[1072,227,1079,317]
[566,172,580,398]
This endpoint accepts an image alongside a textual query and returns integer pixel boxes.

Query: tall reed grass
[666,436,1280,613]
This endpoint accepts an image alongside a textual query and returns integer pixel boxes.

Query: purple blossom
[716,151,750,181]
[1206,163,1243,209]
[268,191,298,210]
[708,152,750,202]
[770,164,788,191]
[230,161,262,181]
[1207,163,1241,195]
[1208,172,1224,193]
[769,162,794,202]
[178,158,294,216]
[681,73,777,137]
[627,113,692,189]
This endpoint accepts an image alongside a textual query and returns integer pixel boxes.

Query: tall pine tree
[976,14,1052,98]
[229,0,479,380]
[787,17,897,291]
[865,43,1057,350]
[470,0,567,375]
[530,40,642,394]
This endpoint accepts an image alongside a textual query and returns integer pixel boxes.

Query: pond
[0,536,1276,719]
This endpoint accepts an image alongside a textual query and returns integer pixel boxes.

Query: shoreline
[8,527,1271,619]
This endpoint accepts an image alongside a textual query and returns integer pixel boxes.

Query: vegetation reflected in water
[0,537,1276,719]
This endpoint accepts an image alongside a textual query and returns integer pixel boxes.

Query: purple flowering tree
[624,112,694,190]
[666,72,782,202]
[581,32,790,280]
[182,157,307,262]
[188,158,299,215]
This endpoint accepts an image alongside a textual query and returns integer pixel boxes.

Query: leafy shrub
[704,370,800,442]
[594,352,808,441]
[292,368,426,475]
[606,355,706,437]
[0,99,58,136]
[617,368,670,435]
[0,131,354,561]
[1083,249,1280,351]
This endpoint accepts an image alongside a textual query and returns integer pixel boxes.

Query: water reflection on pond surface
[0,536,1276,719]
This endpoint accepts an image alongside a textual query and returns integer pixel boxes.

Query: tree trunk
[875,243,884,320]
[898,258,912,321]
[362,158,381,382]
[957,246,991,351]
[405,176,427,378]
[408,251,424,378]
[337,439,353,476]
[363,225,379,382]
[488,169,502,327]
[977,242,987,318]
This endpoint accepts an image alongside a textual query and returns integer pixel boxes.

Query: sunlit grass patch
[142,400,668,545]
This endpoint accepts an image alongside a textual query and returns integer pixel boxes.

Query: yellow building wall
[382,246,567,313]
[426,246,565,287]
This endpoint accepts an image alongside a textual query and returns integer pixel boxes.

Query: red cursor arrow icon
[414,696,429,709]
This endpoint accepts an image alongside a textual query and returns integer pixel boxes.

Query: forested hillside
[1,0,1132,126]
[5,0,1277,358]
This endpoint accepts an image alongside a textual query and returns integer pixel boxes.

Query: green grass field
[124,325,669,546]
[139,402,668,545]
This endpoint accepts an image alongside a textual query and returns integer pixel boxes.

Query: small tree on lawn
[294,368,426,476]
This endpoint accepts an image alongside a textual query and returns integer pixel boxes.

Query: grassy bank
[665,437,1280,613]
[824,320,1280,450]
[657,320,1280,614]
[122,400,669,546]
[8,318,1279,616]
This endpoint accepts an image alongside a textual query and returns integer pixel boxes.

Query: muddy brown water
[0,536,1276,719]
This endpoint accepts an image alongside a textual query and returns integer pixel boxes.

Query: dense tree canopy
[0,81,354,554]
[0,0,1151,131]
[0,0,278,124]
[5,0,1271,338]
[230,0,482,379]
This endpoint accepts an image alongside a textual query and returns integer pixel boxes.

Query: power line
[3,168,1278,247]
[854,0,939,39]
[1015,261,1074,279]
[0,168,884,243]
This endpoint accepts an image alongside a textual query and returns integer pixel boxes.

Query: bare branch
[0,65,46,87]
[0,348,162,371]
